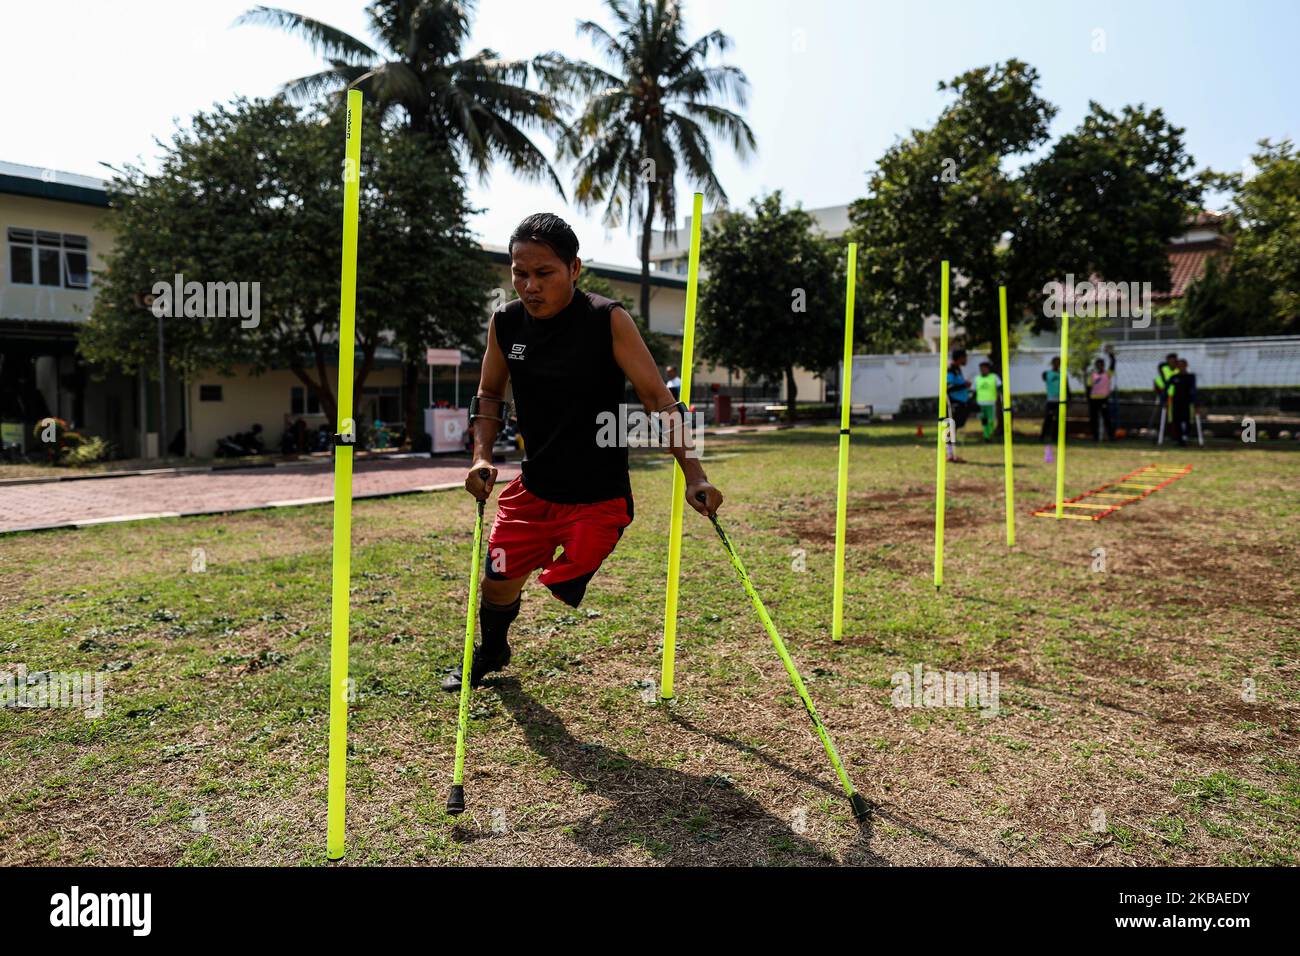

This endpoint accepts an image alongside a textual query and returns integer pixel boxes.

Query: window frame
[6,227,91,289]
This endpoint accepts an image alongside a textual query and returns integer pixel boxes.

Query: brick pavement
[0,457,521,534]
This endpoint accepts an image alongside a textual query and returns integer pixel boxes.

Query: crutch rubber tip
[446,785,466,816]
[849,793,872,822]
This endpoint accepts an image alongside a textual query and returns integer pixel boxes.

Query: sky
[3,0,1296,268]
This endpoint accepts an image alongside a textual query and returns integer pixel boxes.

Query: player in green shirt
[974,361,1002,442]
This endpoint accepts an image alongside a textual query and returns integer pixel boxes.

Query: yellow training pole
[832,243,857,641]
[327,89,362,861]
[1054,311,1070,518]
[933,260,950,590]
[660,191,704,701]
[998,287,1015,547]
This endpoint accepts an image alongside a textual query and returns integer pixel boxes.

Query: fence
[851,335,1300,415]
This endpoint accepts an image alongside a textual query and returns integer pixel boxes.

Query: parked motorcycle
[214,423,265,458]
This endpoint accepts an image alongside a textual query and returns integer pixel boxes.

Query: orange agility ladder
[1031,463,1192,521]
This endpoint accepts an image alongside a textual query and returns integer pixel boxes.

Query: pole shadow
[666,712,998,866]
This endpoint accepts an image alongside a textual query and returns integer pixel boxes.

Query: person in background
[1171,357,1198,446]
[664,365,681,401]
[945,348,972,462]
[1104,345,1120,436]
[1153,352,1179,438]
[1087,357,1113,441]
[1041,356,1065,443]
[973,360,1002,442]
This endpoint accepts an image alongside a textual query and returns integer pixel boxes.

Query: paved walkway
[0,421,808,534]
[0,457,521,534]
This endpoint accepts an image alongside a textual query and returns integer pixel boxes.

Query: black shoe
[441,642,511,692]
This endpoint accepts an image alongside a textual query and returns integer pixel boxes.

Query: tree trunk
[784,366,798,424]
[352,340,376,445]
[289,363,335,431]
[402,355,422,450]
[639,176,658,326]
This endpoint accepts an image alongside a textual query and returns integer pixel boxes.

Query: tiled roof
[1153,239,1230,301]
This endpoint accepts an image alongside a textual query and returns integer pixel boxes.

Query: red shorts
[484,475,634,607]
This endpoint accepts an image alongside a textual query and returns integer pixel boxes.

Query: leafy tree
[535,0,756,325]
[81,98,493,445]
[847,60,1204,352]
[237,0,568,192]
[696,193,840,421]
[1018,103,1203,320]
[1180,140,1300,336]
[847,61,1054,353]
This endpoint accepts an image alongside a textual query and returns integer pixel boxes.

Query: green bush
[61,435,112,465]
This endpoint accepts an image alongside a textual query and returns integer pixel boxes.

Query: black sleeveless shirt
[493,288,631,503]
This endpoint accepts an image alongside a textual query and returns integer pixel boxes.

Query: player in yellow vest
[974,361,1002,442]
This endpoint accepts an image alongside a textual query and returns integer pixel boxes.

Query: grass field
[1,423,1297,866]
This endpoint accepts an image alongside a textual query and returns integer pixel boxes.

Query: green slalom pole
[698,493,869,822]
[1054,311,1070,518]
[660,191,704,701]
[998,287,1015,547]
[832,243,857,641]
[933,260,950,590]
[326,88,363,861]
[447,469,490,816]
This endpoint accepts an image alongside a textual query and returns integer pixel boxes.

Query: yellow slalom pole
[832,243,857,641]
[660,191,704,701]
[933,260,950,590]
[446,476,488,816]
[700,499,869,822]
[998,287,1015,547]
[1054,311,1070,518]
[326,89,362,861]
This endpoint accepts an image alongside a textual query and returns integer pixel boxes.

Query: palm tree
[235,0,568,193]
[535,0,756,325]
[237,0,574,448]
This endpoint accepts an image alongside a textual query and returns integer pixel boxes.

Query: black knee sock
[479,595,521,653]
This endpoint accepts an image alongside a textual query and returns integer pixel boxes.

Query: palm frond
[678,102,756,158]
[666,64,751,109]
[233,5,378,63]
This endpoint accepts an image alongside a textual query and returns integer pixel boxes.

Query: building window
[63,235,89,288]
[199,385,223,402]
[6,228,91,289]
[8,229,33,284]
[290,386,321,415]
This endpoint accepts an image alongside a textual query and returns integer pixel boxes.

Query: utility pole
[157,308,167,459]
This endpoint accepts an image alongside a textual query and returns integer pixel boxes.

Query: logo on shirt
[508,343,526,361]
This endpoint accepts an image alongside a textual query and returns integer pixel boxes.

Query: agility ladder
[1031,464,1192,521]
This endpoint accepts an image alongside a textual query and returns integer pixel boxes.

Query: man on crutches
[444,213,723,692]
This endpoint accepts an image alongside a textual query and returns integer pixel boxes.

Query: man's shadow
[493,679,881,865]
